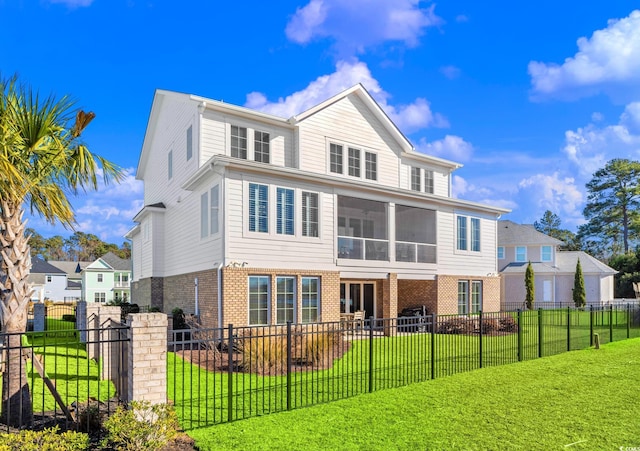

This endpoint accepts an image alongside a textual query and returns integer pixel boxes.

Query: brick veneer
[221,267,340,328]
[397,279,438,314]
[436,275,501,315]
[131,277,164,310]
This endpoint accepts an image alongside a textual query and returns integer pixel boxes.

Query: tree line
[532,158,640,298]
[27,229,130,261]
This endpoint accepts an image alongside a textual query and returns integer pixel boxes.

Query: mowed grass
[189,337,640,451]
[168,309,640,429]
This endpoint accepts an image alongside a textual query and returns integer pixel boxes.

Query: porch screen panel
[395,205,436,263]
[337,196,387,260]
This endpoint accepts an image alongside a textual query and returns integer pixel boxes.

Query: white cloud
[440,65,461,79]
[285,0,441,54]
[245,60,448,132]
[25,167,143,244]
[563,102,640,176]
[417,135,473,161]
[528,10,640,100]
[591,112,604,122]
[48,0,93,7]
[455,15,469,23]
[451,175,517,210]
[518,172,583,221]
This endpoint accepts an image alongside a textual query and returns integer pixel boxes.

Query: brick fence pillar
[76,301,87,342]
[383,273,398,336]
[98,306,122,381]
[126,313,167,405]
[33,303,46,332]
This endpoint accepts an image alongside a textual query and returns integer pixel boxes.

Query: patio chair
[353,310,365,331]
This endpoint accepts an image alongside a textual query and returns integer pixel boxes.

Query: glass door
[340,282,376,318]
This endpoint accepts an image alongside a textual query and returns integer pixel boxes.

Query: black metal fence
[0,325,129,431]
[168,304,640,430]
[501,300,640,311]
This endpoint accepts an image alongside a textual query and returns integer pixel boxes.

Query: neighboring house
[126,84,510,328]
[49,260,91,301]
[82,252,132,303]
[498,220,617,307]
[29,258,81,302]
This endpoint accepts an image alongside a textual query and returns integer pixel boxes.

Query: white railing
[338,237,388,261]
[395,241,436,264]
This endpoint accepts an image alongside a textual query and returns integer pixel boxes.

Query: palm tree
[0,76,122,427]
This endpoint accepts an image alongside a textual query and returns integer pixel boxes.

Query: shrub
[437,317,475,335]
[102,401,179,451]
[298,328,342,366]
[0,426,89,451]
[120,303,140,323]
[242,335,287,374]
[172,308,187,330]
[62,314,76,322]
[480,318,500,334]
[498,316,518,332]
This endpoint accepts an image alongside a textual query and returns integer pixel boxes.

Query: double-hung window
[301,277,320,323]
[348,147,360,177]
[515,246,527,262]
[302,191,319,237]
[95,292,106,303]
[97,273,103,283]
[456,216,467,250]
[411,167,421,191]
[276,188,294,235]
[471,218,481,252]
[254,131,270,163]
[497,246,505,259]
[458,281,469,315]
[330,144,343,174]
[471,281,482,313]
[249,183,268,233]
[365,152,377,181]
[231,125,247,159]
[425,170,434,194]
[249,276,269,325]
[541,245,552,262]
[276,276,295,324]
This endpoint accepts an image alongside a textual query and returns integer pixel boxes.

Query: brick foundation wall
[436,275,501,315]
[162,270,218,325]
[131,277,164,310]
[397,279,438,314]
[221,267,340,327]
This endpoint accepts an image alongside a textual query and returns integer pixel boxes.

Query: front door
[341,282,376,318]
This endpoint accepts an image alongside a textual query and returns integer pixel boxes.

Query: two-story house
[29,258,82,302]
[498,220,617,307]
[82,252,132,303]
[126,84,510,328]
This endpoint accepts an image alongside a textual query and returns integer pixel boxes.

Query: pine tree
[525,262,535,310]
[573,259,586,308]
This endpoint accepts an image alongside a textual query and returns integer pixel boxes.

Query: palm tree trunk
[0,201,33,427]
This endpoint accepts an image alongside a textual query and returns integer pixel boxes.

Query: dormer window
[330,144,343,174]
[365,152,377,181]
[254,131,270,163]
[348,147,360,177]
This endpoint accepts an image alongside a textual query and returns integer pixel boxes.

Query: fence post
[33,303,46,332]
[478,311,483,369]
[589,305,594,347]
[517,310,522,362]
[76,301,87,343]
[286,321,292,410]
[126,313,167,405]
[227,324,234,423]
[627,304,631,339]
[368,316,374,393]
[430,314,436,380]
[609,304,613,343]
[566,307,571,352]
[538,308,543,358]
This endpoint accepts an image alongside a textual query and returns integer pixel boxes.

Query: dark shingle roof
[31,257,66,275]
[100,252,131,271]
[498,220,563,246]
[501,251,616,275]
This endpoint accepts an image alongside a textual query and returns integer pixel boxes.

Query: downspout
[194,277,199,317]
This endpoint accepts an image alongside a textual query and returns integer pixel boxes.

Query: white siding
[297,95,402,188]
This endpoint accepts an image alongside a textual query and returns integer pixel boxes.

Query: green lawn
[22,332,117,412]
[168,309,640,429]
[189,337,640,451]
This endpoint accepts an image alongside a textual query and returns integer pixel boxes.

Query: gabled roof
[501,251,617,275]
[292,84,461,170]
[99,252,131,271]
[31,258,66,275]
[48,261,91,277]
[498,220,563,246]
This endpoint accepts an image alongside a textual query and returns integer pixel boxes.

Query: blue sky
[2,1,639,244]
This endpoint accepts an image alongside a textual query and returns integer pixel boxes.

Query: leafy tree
[44,235,67,260]
[572,259,586,308]
[0,76,122,426]
[609,250,640,298]
[525,262,535,310]
[533,210,581,251]
[583,159,640,254]
[25,228,46,259]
